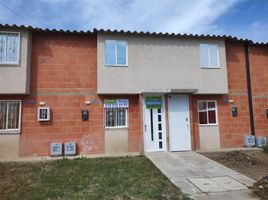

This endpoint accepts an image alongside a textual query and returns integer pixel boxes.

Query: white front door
[143,95,166,152]
[168,95,191,151]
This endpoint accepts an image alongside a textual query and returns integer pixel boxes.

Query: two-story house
[0,24,267,160]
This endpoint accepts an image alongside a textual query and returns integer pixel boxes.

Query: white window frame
[104,107,128,129]
[198,100,218,126]
[0,31,20,65]
[0,100,22,134]
[200,43,220,69]
[105,40,128,67]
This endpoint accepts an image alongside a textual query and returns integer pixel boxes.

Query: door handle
[144,125,147,132]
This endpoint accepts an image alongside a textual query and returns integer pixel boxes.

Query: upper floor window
[105,40,127,66]
[198,100,218,125]
[0,32,20,64]
[0,100,21,133]
[200,44,219,68]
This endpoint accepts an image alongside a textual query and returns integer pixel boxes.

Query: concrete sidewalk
[146,152,258,200]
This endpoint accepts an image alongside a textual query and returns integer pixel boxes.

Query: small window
[0,100,21,133]
[105,108,127,128]
[200,44,219,68]
[37,107,51,121]
[105,40,127,66]
[198,100,217,125]
[0,32,20,64]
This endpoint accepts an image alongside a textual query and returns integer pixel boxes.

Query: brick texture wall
[249,45,268,136]
[17,32,105,157]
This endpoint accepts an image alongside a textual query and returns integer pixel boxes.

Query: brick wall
[18,32,105,157]
[249,45,268,136]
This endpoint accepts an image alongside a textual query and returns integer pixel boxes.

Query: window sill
[106,64,128,67]
[0,130,20,135]
[0,62,20,66]
[105,127,128,130]
[200,66,220,69]
[199,124,218,127]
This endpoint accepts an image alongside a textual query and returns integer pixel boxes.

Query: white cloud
[79,0,239,34]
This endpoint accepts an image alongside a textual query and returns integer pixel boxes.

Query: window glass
[199,111,208,124]
[208,101,216,109]
[0,32,19,64]
[200,44,209,67]
[208,110,216,124]
[117,41,127,65]
[198,100,217,125]
[105,107,127,128]
[7,102,19,129]
[0,102,7,129]
[0,101,20,131]
[105,40,116,65]
[105,40,127,66]
[209,45,218,67]
[200,43,219,68]
[198,101,207,110]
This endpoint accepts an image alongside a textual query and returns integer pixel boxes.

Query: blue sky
[0,0,267,42]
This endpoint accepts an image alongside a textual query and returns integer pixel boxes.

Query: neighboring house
[0,24,267,159]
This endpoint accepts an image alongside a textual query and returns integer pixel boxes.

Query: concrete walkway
[146,152,258,200]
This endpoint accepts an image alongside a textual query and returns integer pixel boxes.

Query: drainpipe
[244,42,255,136]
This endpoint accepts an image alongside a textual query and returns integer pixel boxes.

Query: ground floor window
[0,100,21,132]
[198,100,217,125]
[104,99,129,128]
[105,108,127,128]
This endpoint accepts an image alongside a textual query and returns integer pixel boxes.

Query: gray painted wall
[199,125,220,150]
[105,128,128,153]
[98,33,228,94]
[0,28,32,94]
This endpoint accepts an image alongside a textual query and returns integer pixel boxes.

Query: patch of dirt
[201,150,268,199]
[201,150,268,181]
[252,177,268,200]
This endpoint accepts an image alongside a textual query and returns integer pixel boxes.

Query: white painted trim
[197,100,218,125]
[200,43,220,69]
[105,39,128,67]
[0,31,20,65]
[0,100,22,134]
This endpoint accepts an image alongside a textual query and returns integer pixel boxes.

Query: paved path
[146,152,258,200]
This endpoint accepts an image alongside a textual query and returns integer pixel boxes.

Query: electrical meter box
[64,142,76,156]
[244,135,255,147]
[50,143,63,157]
[256,136,267,148]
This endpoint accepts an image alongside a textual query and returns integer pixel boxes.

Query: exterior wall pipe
[244,42,255,136]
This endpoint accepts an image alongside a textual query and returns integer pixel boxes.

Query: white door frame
[168,95,191,151]
[143,94,167,152]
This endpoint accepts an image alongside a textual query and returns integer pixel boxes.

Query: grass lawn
[0,155,190,200]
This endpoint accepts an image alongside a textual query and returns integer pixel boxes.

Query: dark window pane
[158,123,162,131]
[158,115,161,122]
[199,111,207,124]
[158,132,162,140]
[106,108,116,127]
[208,110,216,124]
[0,102,7,129]
[208,102,216,109]
[158,109,161,113]
[198,101,207,110]
[159,141,163,149]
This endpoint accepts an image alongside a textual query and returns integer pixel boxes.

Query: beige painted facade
[0,28,32,94]
[105,128,128,153]
[97,33,228,94]
[199,125,220,150]
[0,135,19,160]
